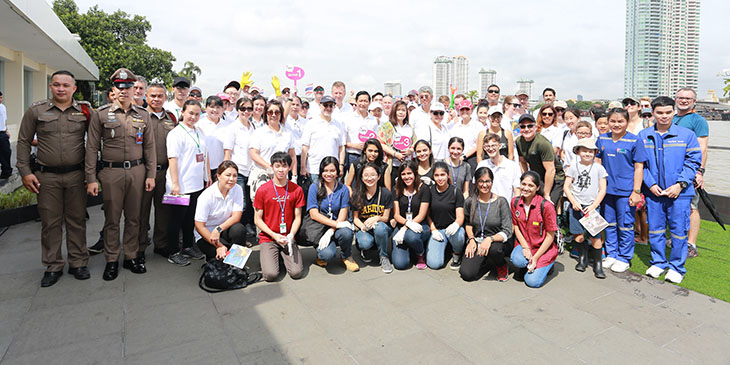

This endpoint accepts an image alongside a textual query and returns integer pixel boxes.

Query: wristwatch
[678,181,689,189]
[215,226,222,233]
[633,189,641,194]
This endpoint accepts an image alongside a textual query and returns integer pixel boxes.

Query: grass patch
[0,187,37,210]
[629,220,730,302]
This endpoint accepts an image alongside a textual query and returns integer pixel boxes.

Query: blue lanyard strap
[273,182,288,223]
[450,161,461,188]
[477,194,493,238]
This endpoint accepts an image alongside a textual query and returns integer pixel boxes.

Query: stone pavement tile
[662,324,730,362]
[655,291,730,331]
[581,291,703,347]
[210,282,289,316]
[539,264,618,305]
[453,279,541,311]
[289,273,388,310]
[602,270,675,305]
[495,294,614,348]
[0,272,39,302]
[360,270,461,308]
[351,331,471,364]
[0,298,31,338]
[123,262,208,312]
[237,336,357,364]
[477,326,583,363]
[125,335,239,365]
[28,273,123,311]
[566,326,696,363]
[123,296,222,357]
[3,297,123,357]
[0,242,38,275]
[0,333,123,365]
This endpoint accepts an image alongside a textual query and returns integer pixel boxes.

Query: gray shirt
[565,162,608,205]
[463,196,513,241]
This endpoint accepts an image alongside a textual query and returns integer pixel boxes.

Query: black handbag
[199,259,262,293]
[295,214,329,247]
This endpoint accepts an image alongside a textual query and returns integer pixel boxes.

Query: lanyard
[477,193,493,238]
[326,183,337,218]
[406,189,415,214]
[273,182,288,223]
[449,161,461,189]
[178,123,201,153]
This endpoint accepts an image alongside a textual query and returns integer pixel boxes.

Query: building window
[24,68,33,111]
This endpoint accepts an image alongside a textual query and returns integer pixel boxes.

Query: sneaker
[569,245,579,259]
[315,258,327,267]
[360,248,372,263]
[603,257,617,270]
[416,254,427,270]
[665,269,683,284]
[496,264,509,282]
[87,237,104,254]
[610,260,630,273]
[167,252,190,266]
[449,254,462,270]
[342,257,360,272]
[380,256,393,274]
[181,246,205,260]
[687,244,698,258]
[645,265,666,279]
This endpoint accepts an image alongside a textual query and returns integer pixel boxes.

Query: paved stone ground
[2,206,730,364]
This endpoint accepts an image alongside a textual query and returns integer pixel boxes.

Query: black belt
[102,159,144,169]
[156,163,169,171]
[36,163,83,174]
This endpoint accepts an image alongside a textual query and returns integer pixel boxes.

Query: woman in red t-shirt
[510,171,558,287]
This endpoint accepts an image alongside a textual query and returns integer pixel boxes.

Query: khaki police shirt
[16,99,91,177]
[147,107,176,165]
[85,102,156,183]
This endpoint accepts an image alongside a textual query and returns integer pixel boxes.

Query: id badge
[406,212,413,221]
[279,222,287,234]
[136,129,143,144]
[195,153,204,163]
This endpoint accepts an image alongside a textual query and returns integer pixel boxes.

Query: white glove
[286,233,295,257]
[317,229,334,251]
[445,221,460,236]
[336,221,353,230]
[291,175,298,183]
[286,233,295,244]
[405,220,422,233]
[431,230,444,242]
[393,228,407,246]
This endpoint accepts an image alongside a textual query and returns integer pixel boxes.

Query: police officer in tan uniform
[138,83,176,262]
[86,68,156,281]
[16,70,91,287]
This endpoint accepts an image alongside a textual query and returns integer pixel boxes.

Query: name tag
[279,223,287,234]
[532,221,541,226]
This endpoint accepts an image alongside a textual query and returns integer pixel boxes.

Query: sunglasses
[641,114,652,118]
[432,111,445,116]
[238,106,253,112]
[519,123,536,129]
[487,90,500,94]
[267,110,281,116]
[555,108,565,112]
[189,92,201,97]
[541,112,554,117]
[510,103,521,108]
[623,101,638,107]
[322,103,335,108]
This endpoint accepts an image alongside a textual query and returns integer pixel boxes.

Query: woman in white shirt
[449,100,479,171]
[194,160,246,261]
[536,104,561,150]
[414,102,449,161]
[197,95,232,179]
[250,95,266,129]
[223,97,257,237]
[285,96,308,180]
[166,100,211,267]
[249,100,296,201]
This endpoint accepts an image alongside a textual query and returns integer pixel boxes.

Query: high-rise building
[516,79,534,101]
[433,56,453,97]
[383,81,402,97]
[479,68,497,97]
[624,0,700,98]
[452,56,469,94]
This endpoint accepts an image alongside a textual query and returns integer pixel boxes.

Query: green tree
[177,61,202,84]
[53,0,180,93]
[466,90,479,104]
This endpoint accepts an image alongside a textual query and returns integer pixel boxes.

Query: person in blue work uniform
[638,96,701,284]
[595,108,648,273]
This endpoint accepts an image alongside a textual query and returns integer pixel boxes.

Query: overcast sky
[67,0,730,101]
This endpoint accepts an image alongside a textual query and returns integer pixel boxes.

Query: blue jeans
[356,221,392,258]
[426,227,465,269]
[602,194,635,264]
[309,174,319,186]
[510,245,554,288]
[391,224,430,270]
[316,227,354,261]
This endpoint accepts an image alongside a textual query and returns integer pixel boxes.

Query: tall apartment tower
[433,56,453,97]
[452,56,469,94]
[479,68,497,97]
[516,79,534,101]
[383,82,402,96]
[624,0,700,98]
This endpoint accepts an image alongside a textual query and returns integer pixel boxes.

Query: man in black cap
[163,76,190,121]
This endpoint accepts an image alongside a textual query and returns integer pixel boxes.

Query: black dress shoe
[41,271,63,287]
[68,266,91,280]
[103,262,119,281]
[136,251,146,265]
[123,258,147,274]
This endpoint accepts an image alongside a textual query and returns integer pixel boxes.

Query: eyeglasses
[322,103,335,108]
[623,101,638,107]
[487,89,500,94]
[541,112,554,117]
[267,110,281,116]
[511,103,521,108]
[641,114,652,118]
[676,97,694,101]
[477,179,493,185]
[432,111,445,116]
[238,106,253,112]
[189,92,201,97]
[519,123,536,129]
[555,108,565,112]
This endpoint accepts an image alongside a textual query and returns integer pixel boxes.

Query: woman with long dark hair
[249,100,296,202]
[414,139,435,187]
[345,138,390,190]
[351,163,394,273]
[391,160,431,270]
[426,161,465,270]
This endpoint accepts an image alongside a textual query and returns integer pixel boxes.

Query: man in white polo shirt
[409,86,434,130]
[344,91,378,172]
[300,95,346,184]
[331,81,353,120]
[477,132,521,200]
[163,77,190,121]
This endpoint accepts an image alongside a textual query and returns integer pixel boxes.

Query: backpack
[199,259,262,293]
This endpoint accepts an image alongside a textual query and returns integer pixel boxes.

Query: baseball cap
[554,100,568,109]
[224,80,240,91]
[320,95,336,104]
[518,114,536,124]
[641,107,653,117]
[368,102,383,111]
[407,89,418,96]
[216,93,230,102]
[608,101,623,109]
[430,102,446,113]
[407,101,418,109]
[515,90,529,97]
[457,100,473,110]
[172,76,190,88]
[487,106,503,116]
[314,85,325,92]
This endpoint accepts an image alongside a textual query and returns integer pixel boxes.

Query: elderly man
[409,86,435,130]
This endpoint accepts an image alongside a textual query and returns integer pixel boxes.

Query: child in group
[426,161,466,269]
[595,115,609,135]
[563,139,608,279]
[445,137,472,198]
[595,108,647,273]
[253,152,305,281]
[391,161,431,270]
[351,163,394,273]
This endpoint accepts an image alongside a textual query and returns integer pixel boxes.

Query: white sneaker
[665,269,684,284]
[611,261,630,273]
[603,257,617,269]
[645,265,666,279]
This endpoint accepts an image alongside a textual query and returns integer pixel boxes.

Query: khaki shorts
[690,190,700,210]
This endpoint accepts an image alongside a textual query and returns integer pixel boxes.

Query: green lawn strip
[629,220,730,302]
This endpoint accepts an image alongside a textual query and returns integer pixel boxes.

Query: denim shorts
[569,203,600,239]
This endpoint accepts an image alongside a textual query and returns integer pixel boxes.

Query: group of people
[14,67,708,289]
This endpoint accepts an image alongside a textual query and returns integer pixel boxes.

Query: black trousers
[0,132,11,175]
[459,241,508,282]
[166,189,203,254]
[196,223,246,261]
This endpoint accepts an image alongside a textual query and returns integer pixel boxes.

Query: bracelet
[697,167,705,174]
